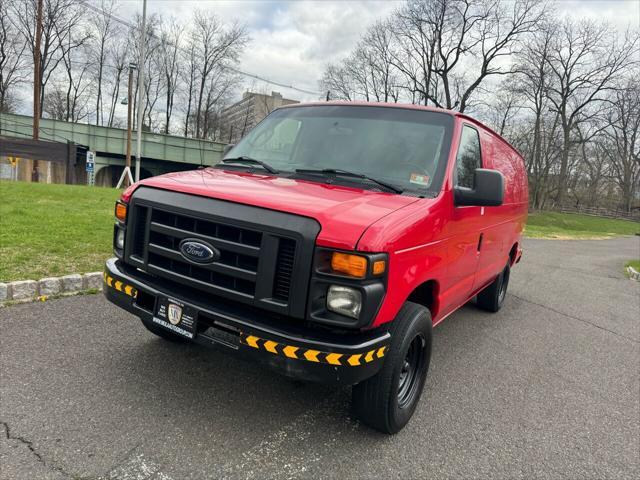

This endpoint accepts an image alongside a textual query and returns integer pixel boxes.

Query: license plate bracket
[152,296,197,339]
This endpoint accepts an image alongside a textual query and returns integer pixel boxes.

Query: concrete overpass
[0,113,225,186]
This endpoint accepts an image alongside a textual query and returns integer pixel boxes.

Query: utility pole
[33,0,43,140]
[31,0,43,182]
[134,0,147,182]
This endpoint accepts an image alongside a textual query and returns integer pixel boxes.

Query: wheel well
[406,280,439,318]
[509,243,518,265]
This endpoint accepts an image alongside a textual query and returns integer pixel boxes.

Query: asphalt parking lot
[1,237,639,479]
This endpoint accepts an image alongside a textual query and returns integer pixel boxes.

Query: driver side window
[454,125,481,188]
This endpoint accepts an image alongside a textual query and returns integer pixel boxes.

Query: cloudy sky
[114,0,639,103]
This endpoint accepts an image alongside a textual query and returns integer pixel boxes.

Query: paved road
[1,237,639,479]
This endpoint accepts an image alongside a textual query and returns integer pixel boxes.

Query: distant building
[220,91,299,144]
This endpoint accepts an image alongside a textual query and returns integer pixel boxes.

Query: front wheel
[352,302,432,434]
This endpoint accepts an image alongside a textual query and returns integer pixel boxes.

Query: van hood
[132,168,419,250]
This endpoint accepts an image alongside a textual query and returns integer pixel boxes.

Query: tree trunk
[555,125,571,206]
[107,68,122,127]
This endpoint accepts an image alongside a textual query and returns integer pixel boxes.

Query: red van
[104,103,527,433]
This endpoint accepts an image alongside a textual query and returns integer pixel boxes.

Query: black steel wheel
[352,302,432,434]
[397,333,426,409]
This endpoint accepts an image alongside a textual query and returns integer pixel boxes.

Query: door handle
[477,233,484,252]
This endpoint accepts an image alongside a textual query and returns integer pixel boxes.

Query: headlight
[116,228,125,250]
[327,285,362,319]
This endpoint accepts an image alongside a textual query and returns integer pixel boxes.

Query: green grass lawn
[0,181,120,282]
[1,181,639,282]
[525,211,639,239]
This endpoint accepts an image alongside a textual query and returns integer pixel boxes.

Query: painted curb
[0,272,103,305]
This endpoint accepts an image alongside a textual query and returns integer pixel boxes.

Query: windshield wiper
[295,168,403,194]
[221,156,279,174]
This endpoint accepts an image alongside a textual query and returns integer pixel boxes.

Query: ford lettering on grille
[179,239,219,264]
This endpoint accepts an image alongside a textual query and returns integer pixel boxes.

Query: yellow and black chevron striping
[103,272,137,298]
[240,333,386,367]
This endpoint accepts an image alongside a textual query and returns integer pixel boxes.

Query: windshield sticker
[410,173,430,186]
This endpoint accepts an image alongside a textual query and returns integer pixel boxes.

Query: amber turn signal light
[372,260,386,275]
[331,252,368,278]
[115,202,127,222]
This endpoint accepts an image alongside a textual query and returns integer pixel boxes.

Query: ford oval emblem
[179,239,219,264]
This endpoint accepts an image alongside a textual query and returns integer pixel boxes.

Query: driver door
[441,125,484,316]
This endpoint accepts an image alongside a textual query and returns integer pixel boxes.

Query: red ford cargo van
[104,102,527,433]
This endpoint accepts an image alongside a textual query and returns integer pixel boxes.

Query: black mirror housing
[454,168,504,207]
[223,143,235,157]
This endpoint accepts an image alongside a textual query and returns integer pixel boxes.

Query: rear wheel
[141,320,190,343]
[352,302,432,434]
[477,262,510,312]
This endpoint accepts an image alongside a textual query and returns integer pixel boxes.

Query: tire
[141,320,190,343]
[352,302,432,434]
[476,262,510,312]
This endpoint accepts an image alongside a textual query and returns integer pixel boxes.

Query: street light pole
[134,0,147,183]
[116,63,136,189]
[125,63,135,179]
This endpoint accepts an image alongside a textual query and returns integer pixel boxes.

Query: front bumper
[103,258,390,385]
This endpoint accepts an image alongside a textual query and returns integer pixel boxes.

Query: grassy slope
[0,181,120,282]
[1,182,639,281]
[525,211,639,239]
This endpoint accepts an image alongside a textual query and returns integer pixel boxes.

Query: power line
[79,0,322,97]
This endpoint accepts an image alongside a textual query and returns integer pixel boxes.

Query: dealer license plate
[152,296,197,339]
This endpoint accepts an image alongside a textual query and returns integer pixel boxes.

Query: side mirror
[454,168,504,207]
[223,143,235,157]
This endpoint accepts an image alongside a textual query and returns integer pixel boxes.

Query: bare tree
[159,17,184,134]
[320,62,356,101]
[190,10,248,138]
[0,0,29,112]
[89,0,118,125]
[143,47,164,131]
[546,19,638,206]
[321,21,400,103]
[361,21,400,102]
[387,0,545,111]
[181,40,197,136]
[12,0,85,115]
[55,9,91,122]
[479,80,522,136]
[602,80,640,212]
[389,0,440,105]
[513,19,559,208]
[105,33,128,127]
[43,85,66,119]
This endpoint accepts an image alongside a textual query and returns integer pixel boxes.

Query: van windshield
[224,105,454,195]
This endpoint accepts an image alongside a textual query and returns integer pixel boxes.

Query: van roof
[278,101,522,158]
